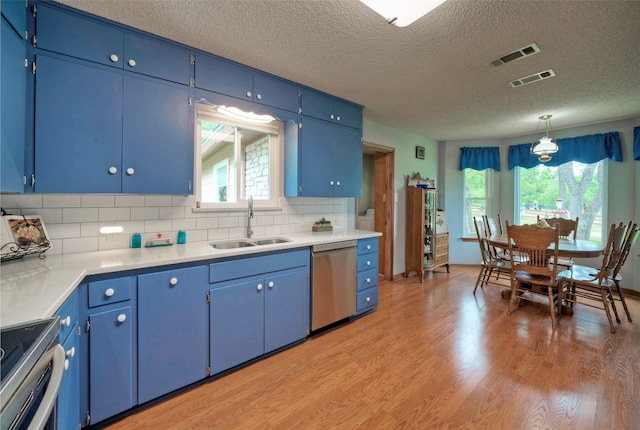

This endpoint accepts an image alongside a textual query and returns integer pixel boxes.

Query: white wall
[363,118,438,277]
[440,117,639,291]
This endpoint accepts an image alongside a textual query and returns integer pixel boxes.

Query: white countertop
[0,230,380,328]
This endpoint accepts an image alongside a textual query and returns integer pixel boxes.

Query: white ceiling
[55,0,640,142]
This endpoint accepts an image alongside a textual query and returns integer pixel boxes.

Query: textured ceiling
[54,0,640,142]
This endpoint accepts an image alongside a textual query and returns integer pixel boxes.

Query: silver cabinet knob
[170,277,178,286]
[336,181,341,186]
[257,283,263,291]
[246,91,252,98]
[366,245,371,250]
[105,288,115,297]
[117,314,127,323]
[126,168,135,175]
[268,281,274,288]
[330,114,335,120]
[336,116,341,121]
[256,94,262,100]
[330,180,335,186]
[109,54,119,62]
[366,297,371,302]
[109,166,118,174]
[128,59,136,67]
[60,316,71,327]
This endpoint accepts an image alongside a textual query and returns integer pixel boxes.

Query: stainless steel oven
[0,318,65,430]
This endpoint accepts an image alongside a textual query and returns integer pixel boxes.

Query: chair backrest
[613,222,639,278]
[505,221,560,279]
[596,223,628,282]
[473,217,493,264]
[483,215,503,236]
[537,216,579,240]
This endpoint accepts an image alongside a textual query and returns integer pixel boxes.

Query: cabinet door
[89,306,133,424]
[36,3,124,68]
[209,278,264,374]
[333,124,362,197]
[124,32,191,85]
[2,0,27,38]
[298,116,335,196]
[34,54,123,193]
[253,73,300,113]
[122,74,193,194]
[334,98,363,129]
[57,323,80,430]
[1,18,26,192]
[301,88,334,122]
[137,266,208,403]
[264,269,309,353]
[195,54,253,101]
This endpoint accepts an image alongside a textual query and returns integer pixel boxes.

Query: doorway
[357,142,394,281]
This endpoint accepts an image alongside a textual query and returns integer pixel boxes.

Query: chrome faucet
[247,196,254,238]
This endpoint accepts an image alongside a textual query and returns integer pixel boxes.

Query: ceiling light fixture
[214,105,275,124]
[359,0,448,27]
[531,114,559,163]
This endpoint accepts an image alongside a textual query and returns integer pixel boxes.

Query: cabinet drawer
[56,292,78,343]
[435,254,448,266]
[436,242,448,253]
[357,268,378,292]
[88,277,131,308]
[357,237,378,255]
[357,253,377,272]
[210,249,309,284]
[356,288,378,312]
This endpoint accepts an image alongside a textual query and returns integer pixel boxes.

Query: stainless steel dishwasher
[311,240,357,331]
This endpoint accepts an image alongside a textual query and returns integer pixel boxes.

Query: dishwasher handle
[312,240,357,253]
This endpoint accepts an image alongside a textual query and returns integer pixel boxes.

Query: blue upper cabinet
[1,15,26,192]
[301,88,363,130]
[2,0,28,39]
[34,52,193,194]
[35,2,192,85]
[195,54,300,113]
[36,3,124,68]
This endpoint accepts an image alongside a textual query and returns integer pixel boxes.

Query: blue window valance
[634,126,640,161]
[459,146,501,171]
[508,131,622,170]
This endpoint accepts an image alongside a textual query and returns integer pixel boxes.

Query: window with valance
[459,146,501,171]
[508,131,622,170]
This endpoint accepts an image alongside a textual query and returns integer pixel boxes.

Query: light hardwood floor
[103,265,640,429]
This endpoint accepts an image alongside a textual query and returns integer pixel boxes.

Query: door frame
[362,141,395,281]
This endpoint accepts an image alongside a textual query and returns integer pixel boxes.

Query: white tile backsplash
[1,194,349,254]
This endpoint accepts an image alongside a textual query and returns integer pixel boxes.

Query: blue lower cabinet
[209,250,310,375]
[210,276,265,374]
[57,322,80,430]
[88,306,134,424]
[137,266,209,403]
[355,238,379,316]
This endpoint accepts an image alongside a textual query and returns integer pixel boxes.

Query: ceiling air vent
[510,69,556,88]
[488,43,540,67]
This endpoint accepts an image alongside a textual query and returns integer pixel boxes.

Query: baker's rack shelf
[1,241,51,262]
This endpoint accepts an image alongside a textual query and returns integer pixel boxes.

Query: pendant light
[531,114,558,162]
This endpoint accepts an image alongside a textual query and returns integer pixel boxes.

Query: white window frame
[463,168,495,237]
[194,104,284,211]
[513,159,608,243]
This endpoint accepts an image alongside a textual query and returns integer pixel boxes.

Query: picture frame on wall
[2,215,51,250]
[415,146,425,159]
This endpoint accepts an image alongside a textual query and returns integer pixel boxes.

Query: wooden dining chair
[560,222,626,332]
[505,221,563,329]
[610,222,638,322]
[473,217,511,294]
[537,216,579,269]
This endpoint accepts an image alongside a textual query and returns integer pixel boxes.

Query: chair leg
[606,286,621,324]
[600,289,616,333]
[474,267,485,294]
[507,280,519,315]
[548,286,558,329]
[614,279,633,322]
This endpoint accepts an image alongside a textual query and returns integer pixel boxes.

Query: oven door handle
[26,344,65,430]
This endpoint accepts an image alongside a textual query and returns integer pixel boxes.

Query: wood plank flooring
[103,265,640,429]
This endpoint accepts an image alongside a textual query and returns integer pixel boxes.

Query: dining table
[487,233,604,315]
[487,233,604,258]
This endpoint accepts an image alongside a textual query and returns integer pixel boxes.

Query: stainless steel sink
[210,240,256,249]
[253,238,291,245]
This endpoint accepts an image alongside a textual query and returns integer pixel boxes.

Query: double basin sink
[210,237,290,249]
